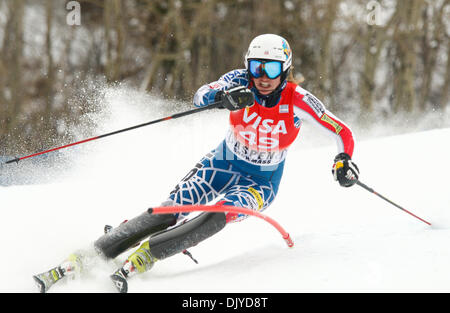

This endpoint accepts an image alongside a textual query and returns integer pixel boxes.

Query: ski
[32,251,87,293]
[110,269,128,293]
[33,266,65,293]
[108,256,143,294]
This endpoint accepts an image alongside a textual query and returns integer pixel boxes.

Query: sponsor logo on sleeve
[222,70,245,83]
[208,82,221,89]
[304,93,325,117]
[320,114,343,134]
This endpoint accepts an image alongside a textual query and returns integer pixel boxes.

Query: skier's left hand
[215,86,254,111]
[332,153,359,187]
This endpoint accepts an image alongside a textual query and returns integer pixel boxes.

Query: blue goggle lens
[249,60,282,79]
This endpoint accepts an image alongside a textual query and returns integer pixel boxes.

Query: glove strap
[224,92,240,110]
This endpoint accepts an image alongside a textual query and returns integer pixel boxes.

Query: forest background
[0,0,448,154]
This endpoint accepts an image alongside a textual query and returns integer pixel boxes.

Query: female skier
[33,34,359,293]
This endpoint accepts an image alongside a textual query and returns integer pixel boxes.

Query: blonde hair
[287,67,305,85]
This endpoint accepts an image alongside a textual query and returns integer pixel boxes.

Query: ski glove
[332,152,359,187]
[215,86,255,111]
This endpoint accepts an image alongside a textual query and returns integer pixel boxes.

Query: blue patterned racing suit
[167,142,284,223]
[165,69,354,223]
[166,69,283,223]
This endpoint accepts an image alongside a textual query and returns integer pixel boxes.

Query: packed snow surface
[1,87,449,293]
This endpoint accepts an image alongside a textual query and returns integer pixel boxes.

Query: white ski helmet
[245,34,292,75]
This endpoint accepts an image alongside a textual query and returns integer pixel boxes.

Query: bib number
[239,131,279,150]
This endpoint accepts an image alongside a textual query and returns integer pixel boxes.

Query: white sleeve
[193,69,249,107]
[294,106,348,153]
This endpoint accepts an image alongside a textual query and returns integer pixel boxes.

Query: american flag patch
[279,104,289,113]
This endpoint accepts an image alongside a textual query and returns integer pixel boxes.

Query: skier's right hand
[215,86,255,111]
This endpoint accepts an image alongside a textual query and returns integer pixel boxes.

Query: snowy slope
[1,87,449,293]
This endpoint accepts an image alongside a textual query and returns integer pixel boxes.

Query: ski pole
[356,180,432,226]
[3,102,222,165]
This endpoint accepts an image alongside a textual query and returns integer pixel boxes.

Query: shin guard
[148,212,226,260]
[94,211,176,259]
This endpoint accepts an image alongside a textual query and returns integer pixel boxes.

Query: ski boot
[33,253,83,293]
[110,212,227,293]
[110,241,156,293]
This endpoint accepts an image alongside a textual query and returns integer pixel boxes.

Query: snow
[1,86,449,293]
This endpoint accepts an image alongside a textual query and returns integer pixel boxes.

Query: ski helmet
[245,34,292,79]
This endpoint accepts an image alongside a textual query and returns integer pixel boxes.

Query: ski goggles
[248,60,283,79]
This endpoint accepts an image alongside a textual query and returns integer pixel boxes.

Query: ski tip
[32,275,47,293]
[110,274,128,293]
